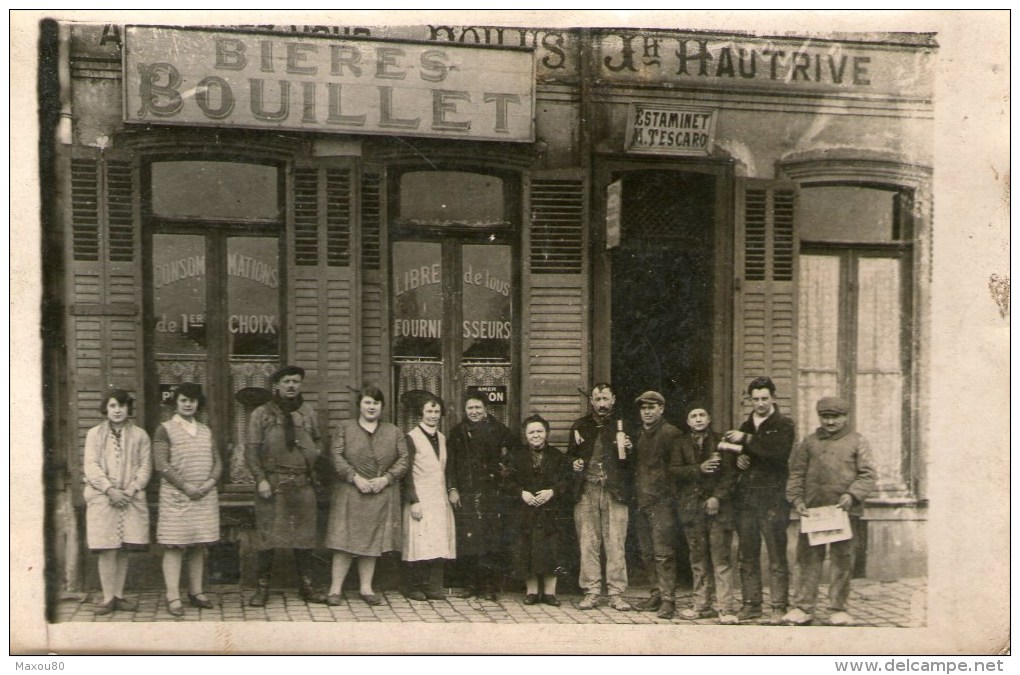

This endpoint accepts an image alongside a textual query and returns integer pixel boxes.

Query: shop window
[797,183,913,494]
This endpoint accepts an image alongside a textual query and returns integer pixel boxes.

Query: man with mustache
[568,383,635,611]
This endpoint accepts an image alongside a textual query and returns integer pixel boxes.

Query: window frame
[782,154,931,501]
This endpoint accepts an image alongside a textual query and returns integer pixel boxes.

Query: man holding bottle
[568,383,635,611]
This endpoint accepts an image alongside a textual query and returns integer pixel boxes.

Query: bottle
[616,420,627,460]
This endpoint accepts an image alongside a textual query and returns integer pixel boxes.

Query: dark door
[610,170,717,427]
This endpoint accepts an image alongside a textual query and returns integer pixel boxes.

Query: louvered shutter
[66,148,142,502]
[522,169,590,447]
[287,160,359,435]
[733,179,799,424]
[358,167,388,400]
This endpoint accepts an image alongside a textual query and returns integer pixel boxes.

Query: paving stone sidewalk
[55,577,926,627]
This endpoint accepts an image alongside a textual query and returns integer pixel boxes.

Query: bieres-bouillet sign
[124,25,536,142]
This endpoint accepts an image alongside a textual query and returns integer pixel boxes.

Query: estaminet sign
[124,26,535,142]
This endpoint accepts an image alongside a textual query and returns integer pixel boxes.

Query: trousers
[636,498,677,601]
[574,483,629,596]
[682,512,737,613]
[736,489,790,610]
[795,516,860,613]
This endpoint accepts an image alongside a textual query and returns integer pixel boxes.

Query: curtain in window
[856,257,903,487]
[797,254,841,435]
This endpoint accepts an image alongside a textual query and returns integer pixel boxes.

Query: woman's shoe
[523,593,540,605]
[94,598,115,616]
[326,593,345,606]
[113,596,137,612]
[542,595,561,607]
[360,592,384,606]
[167,598,185,617]
[188,593,214,609]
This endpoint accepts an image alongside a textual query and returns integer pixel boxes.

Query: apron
[402,427,456,561]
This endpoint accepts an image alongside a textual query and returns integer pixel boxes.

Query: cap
[635,390,665,405]
[685,400,711,418]
[816,396,850,415]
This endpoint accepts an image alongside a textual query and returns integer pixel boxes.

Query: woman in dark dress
[446,395,517,600]
[506,414,571,606]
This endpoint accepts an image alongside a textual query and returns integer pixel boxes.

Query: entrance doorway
[610,170,717,425]
[144,159,284,488]
[389,169,518,430]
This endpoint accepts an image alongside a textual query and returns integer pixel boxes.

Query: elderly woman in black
[506,414,571,606]
[446,394,517,600]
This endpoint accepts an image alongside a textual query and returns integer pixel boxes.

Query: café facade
[44,21,934,596]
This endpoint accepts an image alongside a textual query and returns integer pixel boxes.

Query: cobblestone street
[56,577,926,628]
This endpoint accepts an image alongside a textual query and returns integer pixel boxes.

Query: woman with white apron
[401,393,456,601]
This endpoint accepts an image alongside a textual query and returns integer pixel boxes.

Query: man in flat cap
[245,365,328,606]
[783,396,877,626]
[568,382,635,611]
[631,391,684,619]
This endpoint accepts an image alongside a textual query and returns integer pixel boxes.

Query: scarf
[274,393,304,450]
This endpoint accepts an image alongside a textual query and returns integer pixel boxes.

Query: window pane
[152,233,208,424]
[152,161,279,220]
[152,234,207,355]
[856,257,905,487]
[392,241,443,359]
[399,171,504,223]
[227,237,280,357]
[461,245,512,360]
[797,254,841,431]
[800,186,897,242]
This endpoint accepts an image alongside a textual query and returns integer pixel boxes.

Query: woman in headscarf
[82,389,152,615]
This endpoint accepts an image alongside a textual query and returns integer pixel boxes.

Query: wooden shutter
[287,160,359,435]
[358,167,388,400]
[66,148,142,501]
[733,179,799,425]
[522,169,590,447]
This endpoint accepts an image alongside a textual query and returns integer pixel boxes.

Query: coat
[787,425,878,516]
[735,407,796,498]
[670,428,737,526]
[632,418,684,509]
[446,414,516,556]
[567,413,634,505]
[82,420,152,550]
[505,443,572,577]
[325,419,408,556]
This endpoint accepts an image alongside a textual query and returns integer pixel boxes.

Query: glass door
[391,237,515,431]
[149,231,281,486]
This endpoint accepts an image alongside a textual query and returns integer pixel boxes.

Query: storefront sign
[597,31,934,99]
[467,385,507,405]
[123,26,535,142]
[606,180,622,248]
[624,104,717,156]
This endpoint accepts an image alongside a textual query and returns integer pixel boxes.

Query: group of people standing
[82,367,876,626]
[566,376,877,626]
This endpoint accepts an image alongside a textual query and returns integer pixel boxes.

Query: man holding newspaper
[784,396,878,626]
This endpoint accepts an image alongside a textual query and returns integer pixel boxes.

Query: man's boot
[249,579,270,607]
